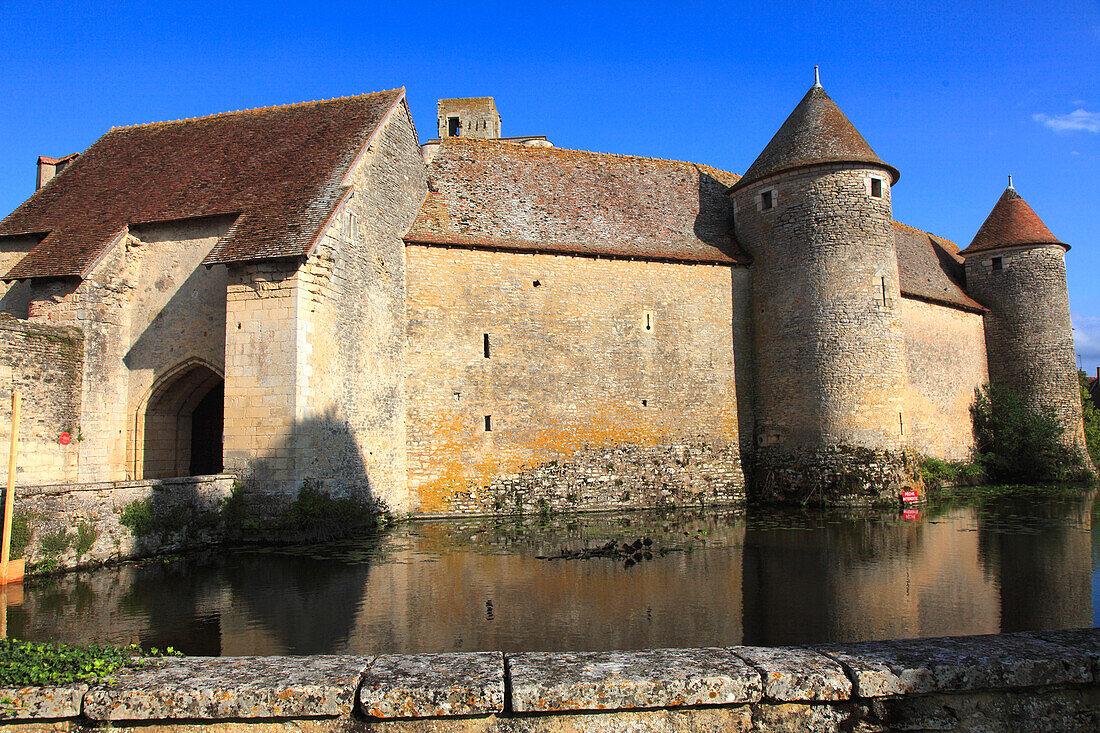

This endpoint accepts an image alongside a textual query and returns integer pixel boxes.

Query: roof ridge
[438,136,741,180]
[106,88,404,132]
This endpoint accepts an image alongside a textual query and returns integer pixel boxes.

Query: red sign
[901,490,919,503]
[903,508,920,521]
[59,432,71,445]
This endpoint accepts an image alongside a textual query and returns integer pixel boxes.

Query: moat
[5,491,1096,655]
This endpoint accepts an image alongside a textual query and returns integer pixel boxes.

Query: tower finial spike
[1008,174,1014,190]
[813,66,821,87]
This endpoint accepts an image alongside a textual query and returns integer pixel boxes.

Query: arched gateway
[136,359,224,479]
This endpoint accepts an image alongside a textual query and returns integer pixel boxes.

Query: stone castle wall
[0,234,37,317]
[291,102,427,511]
[404,246,746,514]
[900,297,988,460]
[0,315,83,486]
[731,164,908,501]
[965,245,1088,457]
[19,218,230,483]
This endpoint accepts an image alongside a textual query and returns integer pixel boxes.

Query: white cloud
[1071,99,1087,106]
[1033,109,1100,133]
[1073,314,1100,372]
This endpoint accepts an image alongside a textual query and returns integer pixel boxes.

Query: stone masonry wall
[0,315,82,486]
[0,234,37,317]
[405,246,745,514]
[965,245,1090,460]
[294,102,427,512]
[900,297,988,460]
[223,261,300,491]
[3,629,1099,732]
[20,219,231,483]
[10,474,235,573]
[732,164,909,501]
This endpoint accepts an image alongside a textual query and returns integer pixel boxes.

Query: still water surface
[7,493,1098,655]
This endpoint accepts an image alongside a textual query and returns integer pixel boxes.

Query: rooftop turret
[731,75,899,191]
[960,182,1067,256]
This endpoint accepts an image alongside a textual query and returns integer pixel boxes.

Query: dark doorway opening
[142,361,224,479]
[189,383,224,475]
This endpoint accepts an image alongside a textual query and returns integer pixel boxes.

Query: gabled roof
[2,89,405,280]
[405,137,749,265]
[731,84,899,191]
[960,186,1067,256]
[893,222,985,313]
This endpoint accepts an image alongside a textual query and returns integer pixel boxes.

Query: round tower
[730,74,910,501]
[960,181,1090,463]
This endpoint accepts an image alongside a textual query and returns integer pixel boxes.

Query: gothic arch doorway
[137,359,224,479]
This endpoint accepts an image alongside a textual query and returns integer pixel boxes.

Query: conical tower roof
[731,82,899,191]
[960,184,1067,256]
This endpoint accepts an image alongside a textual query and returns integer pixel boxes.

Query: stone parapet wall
[9,474,235,573]
[3,629,1098,731]
[0,315,83,487]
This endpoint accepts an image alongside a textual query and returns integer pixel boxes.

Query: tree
[1079,371,1100,468]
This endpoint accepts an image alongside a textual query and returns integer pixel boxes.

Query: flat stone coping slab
[508,647,763,713]
[0,684,87,720]
[83,655,371,721]
[819,631,1092,698]
[359,652,504,719]
[733,646,851,701]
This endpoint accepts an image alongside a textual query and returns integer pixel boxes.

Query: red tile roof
[37,153,78,165]
[732,84,898,192]
[960,186,1066,256]
[892,221,985,313]
[404,137,749,265]
[2,90,405,279]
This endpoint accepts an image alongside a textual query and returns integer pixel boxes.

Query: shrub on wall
[970,383,1091,483]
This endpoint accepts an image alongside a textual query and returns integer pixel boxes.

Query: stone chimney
[36,153,77,190]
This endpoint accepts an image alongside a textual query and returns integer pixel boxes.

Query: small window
[483,333,490,358]
[880,276,888,306]
[870,177,883,198]
[448,116,460,137]
[992,257,1003,271]
[484,415,492,431]
[760,189,773,210]
[532,280,541,287]
[641,399,648,407]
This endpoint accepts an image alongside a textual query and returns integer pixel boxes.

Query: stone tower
[437,98,502,139]
[960,182,1091,463]
[729,75,910,501]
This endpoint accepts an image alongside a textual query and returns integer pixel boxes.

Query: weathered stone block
[83,655,370,720]
[507,648,762,713]
[359,652,505,719]
[0,685,86,720]
[732,646,851,701]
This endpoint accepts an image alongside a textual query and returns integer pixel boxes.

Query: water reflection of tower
[979,493,1094,632]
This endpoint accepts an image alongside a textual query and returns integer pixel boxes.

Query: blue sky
[2,1,1099,372]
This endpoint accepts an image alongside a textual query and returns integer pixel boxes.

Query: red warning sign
[59,432,71,446]
[901,490,919,503]
[903,508,920,521]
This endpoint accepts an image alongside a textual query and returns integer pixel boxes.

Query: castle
[0,78,1089,513]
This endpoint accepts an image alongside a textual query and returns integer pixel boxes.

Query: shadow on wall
[233,404,384,514]
[692,169,740,256]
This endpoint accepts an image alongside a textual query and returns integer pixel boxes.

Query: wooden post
[1,390,24,585]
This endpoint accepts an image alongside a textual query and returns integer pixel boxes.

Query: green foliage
[119,498,154,536]
[9,512,31,559]
[0,639,182,687]
[918,456,985,493]
[74,521,98,557]
[271,480,385,540]
[970,383,1090,484]
[1079,371,1100,468]
[39,527,72,556]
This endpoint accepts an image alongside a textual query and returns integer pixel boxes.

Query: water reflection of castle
[9,495,1095,654]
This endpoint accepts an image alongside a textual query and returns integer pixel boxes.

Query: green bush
[971,383,1090,483]
[0,639,181,686]
[273,480,385,539]
[9,512,31,559]
[119,498,154,536]
[38,527,72,556]
[1080,371,1100,468]
[74,521,98,557]
[918,456,984,492]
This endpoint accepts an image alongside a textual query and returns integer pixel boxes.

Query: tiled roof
[404,137,748,265]
[732,84,899,191]
[2,90,404,279]
[37,153,78,165]
[960,186,1067,256]
[893,221,985,313]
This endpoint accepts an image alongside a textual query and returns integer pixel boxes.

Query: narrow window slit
[881,276,887,306]
[483,333,490,358]
[484,415,492,432]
